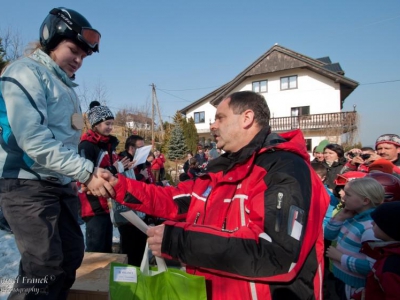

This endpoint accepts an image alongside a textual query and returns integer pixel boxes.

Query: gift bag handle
[120,210,168,275]
[140,242,167,275]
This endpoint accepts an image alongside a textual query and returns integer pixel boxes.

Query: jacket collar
[30,49,78,88]
[205,126,276,174]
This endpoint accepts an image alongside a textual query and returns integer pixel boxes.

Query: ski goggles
[334,172,366,186]
[50,8,101,51]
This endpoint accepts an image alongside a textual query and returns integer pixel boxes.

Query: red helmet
[334,171,367,186]
[366,172,400,202]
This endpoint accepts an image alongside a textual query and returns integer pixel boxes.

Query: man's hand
[350,155,364,166]
[326,245,343,262]
[364,152,381,164]
[113,157,130,172]
[147,224,165,257]
[85,168,116,197]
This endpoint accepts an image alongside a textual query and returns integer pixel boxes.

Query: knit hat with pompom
[87,101,114,127]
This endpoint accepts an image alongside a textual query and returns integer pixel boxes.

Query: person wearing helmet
[366,172,400,202]
[0,7,112,300]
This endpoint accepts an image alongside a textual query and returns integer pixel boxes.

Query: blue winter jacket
[0,49,93,185]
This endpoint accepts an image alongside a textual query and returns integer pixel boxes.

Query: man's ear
[242,109,255,128]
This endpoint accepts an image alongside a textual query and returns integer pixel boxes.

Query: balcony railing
[270,111,357,133]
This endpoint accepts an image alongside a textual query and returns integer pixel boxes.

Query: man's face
[210,98,243,153]
[129,139,144,156]
[376,143,400,162]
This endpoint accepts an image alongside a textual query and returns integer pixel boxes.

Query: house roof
[179,83,229,114]
[180,44,359,113]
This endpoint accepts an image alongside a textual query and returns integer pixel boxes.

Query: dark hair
[312,163,327,178]
[189,157,198,167]
[312,146,317,154]
[361,147,374,152]
[124,135,144,151]
[227,91,270,128]
[324,143,344,158]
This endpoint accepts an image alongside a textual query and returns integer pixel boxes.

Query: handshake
[83,167,119,197]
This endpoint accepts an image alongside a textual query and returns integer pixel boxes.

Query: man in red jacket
[98,91,329,300]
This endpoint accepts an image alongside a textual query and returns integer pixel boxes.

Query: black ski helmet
[40,7,101,55]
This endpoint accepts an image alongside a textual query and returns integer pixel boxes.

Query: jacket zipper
[194,212,200,224]
[275,192,283,232]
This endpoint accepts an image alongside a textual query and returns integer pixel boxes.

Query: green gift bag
[109,243,207,300]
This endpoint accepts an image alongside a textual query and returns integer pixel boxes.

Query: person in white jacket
[0,7,113,300]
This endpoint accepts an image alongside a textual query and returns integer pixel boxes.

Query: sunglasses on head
[50,8,101,51]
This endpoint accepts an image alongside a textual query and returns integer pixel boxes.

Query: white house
[180,44,359,153]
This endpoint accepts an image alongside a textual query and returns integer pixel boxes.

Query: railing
[270,111,357,132]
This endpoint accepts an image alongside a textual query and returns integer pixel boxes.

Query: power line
[157,85,221,92]
[359,79,400,86]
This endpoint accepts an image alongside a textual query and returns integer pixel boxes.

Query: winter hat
[315,140,329,153]
[371,201,400,240]
[87,101,114,127]
[375,134,400,149]
[368,159,394,174]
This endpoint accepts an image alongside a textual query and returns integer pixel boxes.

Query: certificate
[132,145,152,168]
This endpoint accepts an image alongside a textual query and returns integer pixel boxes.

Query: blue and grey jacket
[0,49,93,185]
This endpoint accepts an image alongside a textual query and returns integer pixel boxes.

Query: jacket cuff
[114,174,128,204]
[75,160,94,183]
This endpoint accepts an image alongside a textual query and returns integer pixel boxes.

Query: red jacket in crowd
[113,128,329,300]
[352,241,400,300]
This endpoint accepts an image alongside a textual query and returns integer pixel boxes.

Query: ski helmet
[334,171,367,186]
[366,172,400,202]
[40,7,101,54]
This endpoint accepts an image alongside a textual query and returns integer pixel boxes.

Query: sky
[1,0,400,147]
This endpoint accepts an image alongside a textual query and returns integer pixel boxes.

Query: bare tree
[0,26,24,61]
[76,81,91,110]
[92,79,108,105]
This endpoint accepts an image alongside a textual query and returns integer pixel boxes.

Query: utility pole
[150,83,165,150]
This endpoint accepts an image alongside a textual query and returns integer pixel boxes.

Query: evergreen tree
[167,112,188,160]
[160,121,171,155]
[185,117,199,154]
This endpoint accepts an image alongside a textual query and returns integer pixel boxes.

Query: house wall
[186,68,343,151]
[185,101,216,134]
[235,69,341,117]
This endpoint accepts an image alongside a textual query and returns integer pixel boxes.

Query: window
[291,106,310,116]
[252,80,268,93]
[280,75,298,90]
[305,139,312,152]
[194,111,205,124]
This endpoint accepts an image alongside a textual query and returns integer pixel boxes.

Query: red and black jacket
[352,241,400,300]
[78,130,119,219]
[113,127,329,300]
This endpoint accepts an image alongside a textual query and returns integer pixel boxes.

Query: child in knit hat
[78,101,130,253]
[351,201,400,300]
